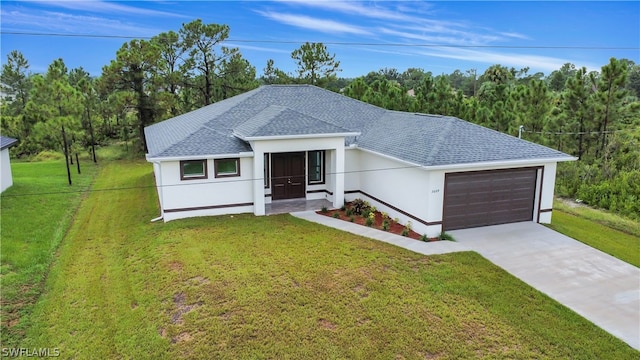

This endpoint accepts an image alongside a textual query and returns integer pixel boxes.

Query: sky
[1,1,639,79]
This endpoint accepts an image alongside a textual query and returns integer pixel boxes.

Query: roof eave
[0,139,18,150]
[146,151,255,162]
[234,132,360,141]
[422,156,577,171]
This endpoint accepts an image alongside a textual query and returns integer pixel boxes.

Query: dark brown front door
[443,168,537,231]
[271,152,306,200]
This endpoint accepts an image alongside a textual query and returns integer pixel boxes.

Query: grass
[554,198,640,237]
[548,209,640,268]
[0,160,98,346]
[19,161,638,358]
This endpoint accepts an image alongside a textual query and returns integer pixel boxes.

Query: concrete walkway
[450,222,640,350]
[291,211,470,255]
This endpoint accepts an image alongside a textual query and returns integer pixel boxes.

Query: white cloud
[1,9,162,37]
[28,0,187,18]
[255,11,371,35]
[224,43,291,54]
[378,27,502,46]
[414,47,600,73]
[277,0,418,22]
[499,32,531,40]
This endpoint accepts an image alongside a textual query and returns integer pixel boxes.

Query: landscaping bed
[317,199,440,241]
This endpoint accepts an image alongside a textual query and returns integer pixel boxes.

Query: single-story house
[1,136,18,193]
[144,85,575,236]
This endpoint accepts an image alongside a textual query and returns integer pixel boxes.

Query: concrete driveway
[449,222,640,350]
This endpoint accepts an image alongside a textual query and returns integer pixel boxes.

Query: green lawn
[0,160,98,346]
[548,209,640,267]
[554,199,640,237]
[19,161,638,359]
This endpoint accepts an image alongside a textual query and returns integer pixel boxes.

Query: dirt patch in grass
[172,332,193,343]
[170,292,203,325]
[186,276,210,286]
[318,318,337,331]
[168,261,184,272]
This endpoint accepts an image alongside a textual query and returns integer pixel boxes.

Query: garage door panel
[443,168,537,231]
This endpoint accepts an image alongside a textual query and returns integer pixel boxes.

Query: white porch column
[253,149,265,216]
[333,144,345,209]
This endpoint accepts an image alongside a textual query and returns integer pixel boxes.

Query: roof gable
[233,105,358,140]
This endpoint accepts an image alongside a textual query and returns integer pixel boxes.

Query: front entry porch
[266,198,333,215]
[250,136,349,217]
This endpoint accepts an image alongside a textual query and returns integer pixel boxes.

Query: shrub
[439,232,455,241]
[365,212,375,226]
[320,206,328,213]
[401,221,412,237]
[351,198,369,215]
[382,219,390,231]
[332,212,340,218]
[32,150,64,162]
[349,216,355,222]
[420,234,429,242]
[345,208,354,216]
[362,210,371,219]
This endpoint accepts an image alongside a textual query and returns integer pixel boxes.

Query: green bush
[351,198,369,215]
[439,232,455,241]
[31,150,64,162]
[382,219,390,231]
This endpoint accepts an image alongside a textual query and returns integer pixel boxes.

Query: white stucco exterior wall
[149,143,562,232]
[538,162,557,223]
[0,148,13,193]
[156,157,254,221]
[345,149,434,236]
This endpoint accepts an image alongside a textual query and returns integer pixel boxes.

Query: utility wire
[522,129,626,135]
[0,163,425,197]
[1,31,638,50]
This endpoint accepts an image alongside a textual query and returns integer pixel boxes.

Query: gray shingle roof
[0,136,18,150]
[145,85,573,166]
[233,105,358,139]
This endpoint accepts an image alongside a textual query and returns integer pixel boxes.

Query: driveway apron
[449,222,640,350]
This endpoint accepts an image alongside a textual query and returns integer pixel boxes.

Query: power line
[2,31,638,50]
[0,163,424,197]
[522,129,626,135]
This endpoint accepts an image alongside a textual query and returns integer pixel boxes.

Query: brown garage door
[443,168,537,230]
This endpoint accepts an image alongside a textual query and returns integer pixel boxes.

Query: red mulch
[317,205,440,242]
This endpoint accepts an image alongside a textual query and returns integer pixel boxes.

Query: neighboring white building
[144,85,575,237]
[1,136,18,193]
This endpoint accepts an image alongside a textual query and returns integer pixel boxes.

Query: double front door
[271,152,306,200]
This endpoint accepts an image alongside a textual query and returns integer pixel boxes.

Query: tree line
[1,20,638,219]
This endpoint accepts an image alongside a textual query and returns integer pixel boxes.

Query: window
[264,153,270,188]
[180,160,207,180]
[308,150,324,184]
[214,158,240,178]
